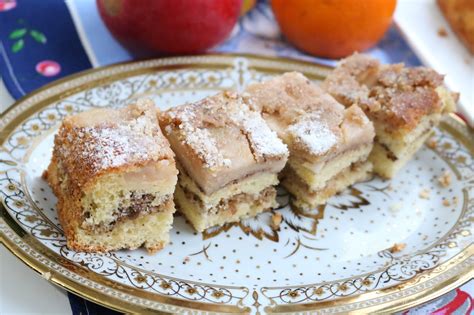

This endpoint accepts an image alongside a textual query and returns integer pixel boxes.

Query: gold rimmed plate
[0,54,473,314]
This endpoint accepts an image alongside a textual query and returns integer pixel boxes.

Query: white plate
[0,55,473,314]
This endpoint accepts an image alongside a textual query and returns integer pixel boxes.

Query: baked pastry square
[322,53,457,178]
[438,0,474,54]
[246,72,375,211]
[159,91,288,232]
[45,99,178,253]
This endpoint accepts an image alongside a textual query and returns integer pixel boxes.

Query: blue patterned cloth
[2,1,471,315]
[0,0,91,99]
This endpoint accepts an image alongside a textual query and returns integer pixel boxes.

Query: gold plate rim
[0,53,473,314]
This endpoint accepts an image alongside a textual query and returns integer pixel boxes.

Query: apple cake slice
[246,72,375,210]
[44,99,178,253]
[322,53,457,178]
[159,91,288,232]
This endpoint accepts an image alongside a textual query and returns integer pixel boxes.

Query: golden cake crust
[320,54,380,112]
[245,72,345,126]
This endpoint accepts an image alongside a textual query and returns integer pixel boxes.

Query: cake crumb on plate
[437,171,451,187]
[427,138,437,149]
[419,188,431,199]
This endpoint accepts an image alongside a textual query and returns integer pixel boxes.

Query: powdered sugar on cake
[231,106,288,162]
[288,114,338,155]
[59,111,166,173]
[185,127,230,169]
[80,124,159,170]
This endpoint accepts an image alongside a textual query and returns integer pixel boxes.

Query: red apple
[97,0,242,54]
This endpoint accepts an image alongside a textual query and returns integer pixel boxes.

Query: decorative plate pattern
[0,55,472,314]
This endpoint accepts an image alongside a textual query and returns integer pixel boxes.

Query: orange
[271,0,397,58]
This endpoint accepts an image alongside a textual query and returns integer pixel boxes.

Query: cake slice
[245,72,375,211]
[44,99,178,253]
[322,53,457,178]
[159,91,288,232]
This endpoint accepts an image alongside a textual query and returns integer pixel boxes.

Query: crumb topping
[377,66,444,89]
[378,88,441,129]
[321,53,380,110]
[271,212,283,230]
[247,72,345,125]
[322,53,450,132]
[419,188,431,199]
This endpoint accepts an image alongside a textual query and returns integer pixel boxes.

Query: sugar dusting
[231,104,288,161]
[166,103,229,169]
[61,113,162,172]
[288,113,338,155]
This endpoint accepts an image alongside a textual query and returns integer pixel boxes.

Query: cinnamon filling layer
[82,194,172,233]
[178,162,276,195]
